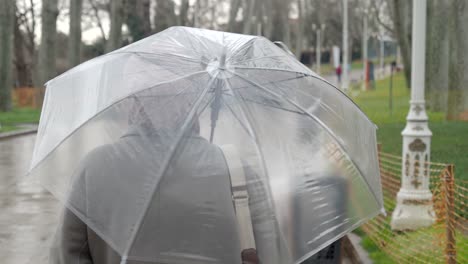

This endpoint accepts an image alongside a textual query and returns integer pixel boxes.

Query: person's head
[128,94,200,137]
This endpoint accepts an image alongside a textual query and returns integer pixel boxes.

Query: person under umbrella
[50,94,267,264]
[29,27,384,264]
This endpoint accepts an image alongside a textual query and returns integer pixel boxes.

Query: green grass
[349,72,468,263]
[0,124,18,133]
[359,221,468,263]
[361,236,397,264]
[349,73,468,181]
[0,108,40,133]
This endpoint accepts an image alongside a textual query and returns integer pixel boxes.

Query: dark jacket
[50,130,242,264]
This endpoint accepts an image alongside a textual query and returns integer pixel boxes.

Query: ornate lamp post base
[391,190,435,230]
[391,116,435,231]
[391,0,434,231]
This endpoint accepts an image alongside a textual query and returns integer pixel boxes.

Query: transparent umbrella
[29,27,384,264]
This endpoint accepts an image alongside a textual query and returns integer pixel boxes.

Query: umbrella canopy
[30,27,383,264]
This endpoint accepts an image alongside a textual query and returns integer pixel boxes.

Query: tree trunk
[391,0,411,89]
[242,0,256,34]
[106,0,124,52]
[264,0,274,39]
[228,0,241,32]
[283,0,291,47]
[447,0,468,120]
[154,0,177,33]
[126,0,152,41]
[193,0,200,27]
[14,12,32,88]
[68,0,82,68]
[254,0,264,35]
[37,0,58,106]
[295,0,304,59]
[210,4,216,29]
[425,0,449,112]
[271,0,291,46]
[179,0,190,26]
[0,0,15,111]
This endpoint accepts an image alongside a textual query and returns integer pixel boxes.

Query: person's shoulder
[78,143,117,171]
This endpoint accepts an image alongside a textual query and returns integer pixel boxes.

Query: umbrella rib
[115,51,205,64]
[227,70,383,208]
[223,100,253,137]
[225,38,257,63]
[230,66,375,125]
[229,55,290,65]
[223,93,305,116]
[122,74,218,259]
[30,70,207,174]
[223,78,294,260]
[241,97,305,115]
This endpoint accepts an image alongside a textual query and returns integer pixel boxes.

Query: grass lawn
[359,224,468,264]
[349,72,468,263]
[349,72,468,181]
[0,108,41,133]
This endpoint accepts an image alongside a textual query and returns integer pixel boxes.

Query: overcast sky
[22,0,300,45]
[23,0,208,44]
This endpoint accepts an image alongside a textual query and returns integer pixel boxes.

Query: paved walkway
[0,134,59,264]
[0,124,38,139]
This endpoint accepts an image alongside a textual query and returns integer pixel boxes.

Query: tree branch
[88,0,107,41]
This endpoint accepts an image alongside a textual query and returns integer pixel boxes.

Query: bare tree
[253,0,264,34]
[37,0,59,103]
[209,2,217,29]
[425,0,449,112]
[179,0,190,26]
[15,0,39,88]
[126,0,151,41]
[388,0,411,88]
[106,0,124,52]
[263,0,274,39]
[68,0,83,67]
[14,11,31,87]
[0,0,15,111]
[227,0,241,32]
[269,0,291,45]
[447,0,468,120]
[295,0,304,59]
[193,0,200,27]
[154,0,177,33]
[17,0,38,56]
[242,0,256,34]
[88,0,107,41]
[191,0,226,29]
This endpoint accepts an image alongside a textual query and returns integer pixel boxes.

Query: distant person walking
[335,65,342,84]
[369,61,375,90]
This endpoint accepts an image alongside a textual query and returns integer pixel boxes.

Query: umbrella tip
[380,207,387,216]
[120,256,128,264]
[219,47,227,69]
[206,47,233,79]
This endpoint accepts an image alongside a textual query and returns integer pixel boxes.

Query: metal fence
[361,149,467,264]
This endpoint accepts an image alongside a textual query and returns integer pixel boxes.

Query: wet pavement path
[0,134,59,264]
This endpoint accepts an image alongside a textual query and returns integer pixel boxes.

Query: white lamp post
[313,23,326,74]
[362,3,368,91]
[342,0,349,92]
[380,32,385,77]
[391,0,435,231]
